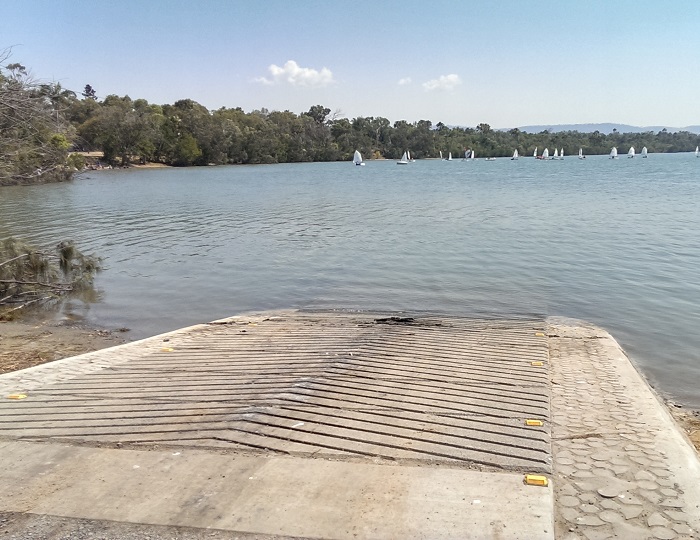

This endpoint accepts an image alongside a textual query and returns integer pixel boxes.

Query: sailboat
[440,151,443,160]
[533,147,537,158]
[610,147,618,159]
[397,151,409,165]
[560,148,564,159]
[511,149,519,160]
[628,146,635,158]
[407,150,415,163]
[695,146,699,157]
[578,148,584,159]
[353,150,365,166]
[552,148,559,160]
[447,152,453,161]
[641,147,648,158]
[538,148,549,160]
[471,150,476,160]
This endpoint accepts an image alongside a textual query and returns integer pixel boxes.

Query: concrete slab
[0,311,554,539]
[0,440,553,539]
[2,311,698,539]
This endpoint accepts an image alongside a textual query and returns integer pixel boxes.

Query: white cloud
[398,77,412,86]
[422,74,462,91]
[255,60,335,87]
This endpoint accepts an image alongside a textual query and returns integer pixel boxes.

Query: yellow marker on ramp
[524,475,548,487]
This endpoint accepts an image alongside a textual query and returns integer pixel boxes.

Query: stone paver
[549,318,700,540]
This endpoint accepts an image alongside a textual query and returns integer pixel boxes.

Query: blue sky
[2,0,699,128]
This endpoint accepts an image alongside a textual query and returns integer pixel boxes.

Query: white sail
[439,151,443,159]
[560,148,564,159]
[512,149,518,160]
[696,146,699,157]
[533,147,537,157]
[448,152,453,161]
[542,148,549,159]
[397,151,408,164]
[628,146,635,158]
[610,147,618,158]
[578,148,583,159]
[641,147,648,157]
[553,148,559,159]
[353,150,363,165]
[471,150,476,160]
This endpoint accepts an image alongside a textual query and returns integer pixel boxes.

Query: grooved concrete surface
[0,311,555,539]
[0,312,551,472]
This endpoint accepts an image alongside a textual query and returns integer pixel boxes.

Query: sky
[2,0,700,128]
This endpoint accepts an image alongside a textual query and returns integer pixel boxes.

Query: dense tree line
[68,94,700,167]
[3,52,700,183]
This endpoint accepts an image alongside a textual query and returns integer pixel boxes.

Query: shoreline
[0,319,127,375]
[1,316,698,455]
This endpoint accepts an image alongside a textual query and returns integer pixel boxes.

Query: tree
[171,132,202,166]
[303,105,331,124]
[0,49,74,185]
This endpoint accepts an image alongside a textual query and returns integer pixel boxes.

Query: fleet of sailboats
[364,143,699,165]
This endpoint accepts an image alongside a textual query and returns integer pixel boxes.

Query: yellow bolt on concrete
[535,332,546,337]
[161,347,174,352]
[524,475,549,487]
[531,361,544,366]
[525,419,544,426]
[7,394,27,400]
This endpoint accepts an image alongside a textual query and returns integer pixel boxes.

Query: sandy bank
[0,320,127,375]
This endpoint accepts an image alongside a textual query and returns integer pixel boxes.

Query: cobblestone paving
[549,320,700,540]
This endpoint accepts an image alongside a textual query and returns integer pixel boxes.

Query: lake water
[1,154,699,407]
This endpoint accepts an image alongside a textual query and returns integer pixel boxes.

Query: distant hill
[510,123,700,135]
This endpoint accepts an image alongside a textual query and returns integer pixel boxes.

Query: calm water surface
[1,154,699,407]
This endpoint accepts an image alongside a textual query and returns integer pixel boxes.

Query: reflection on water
[1,154,699,407]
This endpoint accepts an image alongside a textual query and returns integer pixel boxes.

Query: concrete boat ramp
[0,311,698,539]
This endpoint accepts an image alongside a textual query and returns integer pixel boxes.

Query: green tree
[0,50,74,185]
